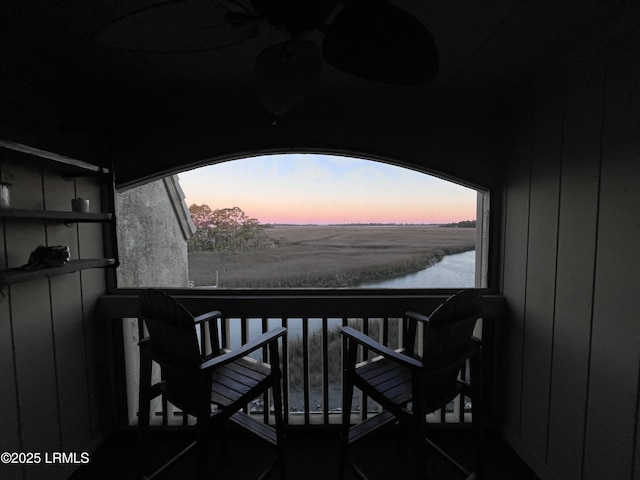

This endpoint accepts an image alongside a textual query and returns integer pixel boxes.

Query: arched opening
[115,152,488,290]
[115,152,490,425]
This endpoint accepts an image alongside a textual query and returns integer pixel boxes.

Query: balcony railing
[100,290,503,428]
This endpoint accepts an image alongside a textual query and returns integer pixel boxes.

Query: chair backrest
[140,289,216,413]
[139,289,203,368]
[418,289,483,412]
[421,289,482,365]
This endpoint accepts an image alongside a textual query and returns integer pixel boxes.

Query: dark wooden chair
[340,289,484,479]
[137,289,287,479]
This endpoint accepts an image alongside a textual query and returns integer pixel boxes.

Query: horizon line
[262,221,476,227]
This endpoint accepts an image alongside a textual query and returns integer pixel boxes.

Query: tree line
[440,220,476,228]
[188,204,275,252]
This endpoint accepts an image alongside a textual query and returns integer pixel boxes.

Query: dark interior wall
[499,24,640,480]
[109,89,503,192]
[0,150,115,480]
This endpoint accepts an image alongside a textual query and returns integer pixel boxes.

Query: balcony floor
[70,426,538,479]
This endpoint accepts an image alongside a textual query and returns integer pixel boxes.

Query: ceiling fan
[95,0,438,117]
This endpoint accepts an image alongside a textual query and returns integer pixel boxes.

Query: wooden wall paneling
[5,160,43,211]
[637,353,640,478]
[41,164,76,211]
[519,80,564,462]
[5,165,59,479]
[546,67,603,479]
[75,176,106,263]
[76,176,106,259]
[499,94,533,438]
[43,170,92,451]
[78,221,109,434]
[1,218,5,267]
[0,219,23,480]
[584,43,640,480]
[74,176,113,436]
[3,162,43,269]
[10,278,61,480]
[80,268,113,436]
[49,273,92,450]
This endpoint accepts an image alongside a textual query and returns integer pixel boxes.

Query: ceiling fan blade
[255,41,322,115]
[95,0,259,53]
[322,3,439,85]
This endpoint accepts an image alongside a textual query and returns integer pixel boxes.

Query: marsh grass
[287,319,402,388]
[285,318,403,411]
[189,225,475,288]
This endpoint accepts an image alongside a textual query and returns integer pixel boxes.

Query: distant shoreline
[263,221,475,228]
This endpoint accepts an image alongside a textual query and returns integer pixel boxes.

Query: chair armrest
[405,311,430,324]
[199,327,286,370]
[341,326,422,369]
[193,310,222,324]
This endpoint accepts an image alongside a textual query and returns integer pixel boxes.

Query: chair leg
[470,353,484,478]
[339,383,353,479]
[340,338,358,479]
[195,417,209,480]
[270,341,288,480]
[273,377,287,479]
[472,407,484,479]
[137,350,153,479]
[411,410,428,479]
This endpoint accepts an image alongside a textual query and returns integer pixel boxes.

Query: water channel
[227,250,476,347]
[356,249,476,289]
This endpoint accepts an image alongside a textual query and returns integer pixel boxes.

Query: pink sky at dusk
[178,154,478,225]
